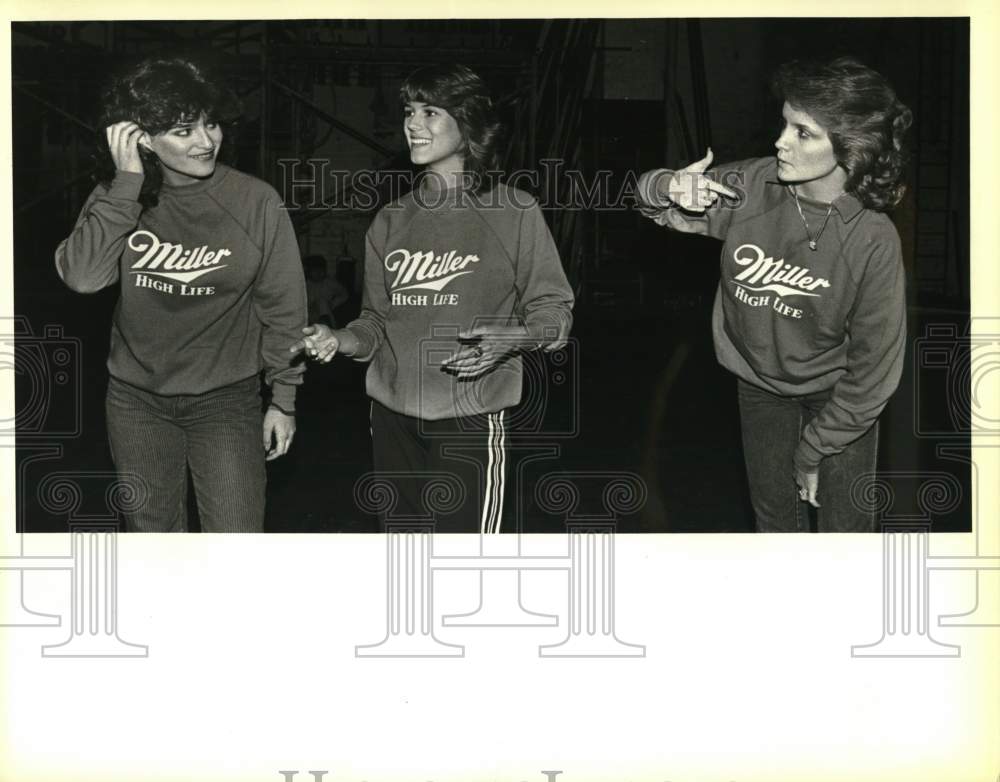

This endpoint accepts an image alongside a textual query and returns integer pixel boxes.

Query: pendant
[809,240,817,251]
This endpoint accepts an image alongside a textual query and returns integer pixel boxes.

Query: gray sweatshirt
[55,165,307,412]
[636,156,906,473]
[347,183,575,420]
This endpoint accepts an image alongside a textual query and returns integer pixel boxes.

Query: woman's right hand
[105,121,146,175]
[662,148,737,212]
[289,324,358,363]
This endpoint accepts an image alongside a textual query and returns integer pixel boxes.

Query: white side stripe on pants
[479,411,506,534]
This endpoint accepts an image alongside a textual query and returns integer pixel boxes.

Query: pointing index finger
[705,178,739,199]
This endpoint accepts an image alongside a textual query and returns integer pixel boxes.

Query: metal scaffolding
[12,20,601,286]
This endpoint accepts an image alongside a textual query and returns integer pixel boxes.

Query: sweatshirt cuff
[525,313,569,349]
[793,438,825,474]
[269,381,297,414]
[345,326,377,362]
[108,171,145,201]
[636,168,674,209]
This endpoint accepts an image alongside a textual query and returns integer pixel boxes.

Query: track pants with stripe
[370,400,509,533]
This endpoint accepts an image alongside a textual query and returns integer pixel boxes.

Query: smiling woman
[403,100,465,175]
[53,56,307,533]
[290,63,575,533]
[142,115,224,186]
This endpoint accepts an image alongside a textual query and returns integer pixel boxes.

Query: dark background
[12,18,972,532]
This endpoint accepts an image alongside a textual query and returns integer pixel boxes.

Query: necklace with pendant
[791,187,835,251]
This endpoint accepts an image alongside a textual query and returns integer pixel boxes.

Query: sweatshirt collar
[160,163,230,196]
[764,159,864,223]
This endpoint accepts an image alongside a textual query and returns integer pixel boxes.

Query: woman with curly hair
[636,57,912,532]
[55,57,306,532]
[291,63,574,532]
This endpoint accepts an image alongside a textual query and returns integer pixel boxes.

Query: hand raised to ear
[105,121,146,175]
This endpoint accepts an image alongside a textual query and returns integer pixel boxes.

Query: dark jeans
[737,379,879,532]
[105,375,266,532]
[370,400,509,533]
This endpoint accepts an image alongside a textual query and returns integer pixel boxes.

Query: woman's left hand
[263,407,296,461]
[440,325,528,379]
[795,469,820,508]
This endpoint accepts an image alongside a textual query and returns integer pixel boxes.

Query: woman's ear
[138,132,152,151]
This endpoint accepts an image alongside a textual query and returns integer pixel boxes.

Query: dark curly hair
[95,57,241,208]
[400,64,502,192]
[771,57,912,211]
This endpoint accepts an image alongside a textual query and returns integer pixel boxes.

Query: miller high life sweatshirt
[346,183,575,421]
[636,156,907,473]
[55,165,307,412]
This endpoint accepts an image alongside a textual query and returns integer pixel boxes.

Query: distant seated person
[304,254,349,327]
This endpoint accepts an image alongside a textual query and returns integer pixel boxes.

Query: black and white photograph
[3,6,998,782]
[11,17,973,533]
